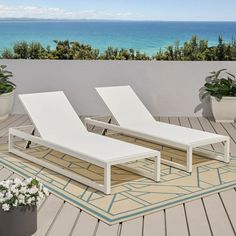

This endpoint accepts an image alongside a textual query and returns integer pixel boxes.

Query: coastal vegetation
[1,36,236,60]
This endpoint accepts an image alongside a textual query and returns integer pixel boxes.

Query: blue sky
[0,0,236,21]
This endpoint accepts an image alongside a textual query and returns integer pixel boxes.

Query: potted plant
[0,65,16,120]
[0,178,49,236]
[202,69,236,122]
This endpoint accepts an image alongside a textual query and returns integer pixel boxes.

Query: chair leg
[186,146,193,173]
[154,155,161,182]
[104,164,111,195]
[8,132,14,152]
[223,139,230,163]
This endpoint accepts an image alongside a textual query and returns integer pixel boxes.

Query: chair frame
[9,125,161,195]
[84,117,230,173]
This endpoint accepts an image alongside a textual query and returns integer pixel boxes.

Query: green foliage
[13,41,29,59]
[154,36,236,61]
[70,41,99,60]
[28,42,48,59]
[1,35,236,60]
[1,49,14,59]
[0,65,16,95]
[202,69,236,100]
[100,47,150,60]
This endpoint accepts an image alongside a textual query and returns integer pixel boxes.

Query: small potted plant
[0,65,16,120]
[202,69,236,122]
[0,178,49,236]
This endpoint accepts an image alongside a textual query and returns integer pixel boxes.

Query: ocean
[0,21,236,55]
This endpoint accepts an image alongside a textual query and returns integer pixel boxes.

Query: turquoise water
[0,21,236,55]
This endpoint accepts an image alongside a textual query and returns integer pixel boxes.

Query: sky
[0,0,236,21]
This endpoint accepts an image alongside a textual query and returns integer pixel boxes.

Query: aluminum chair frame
[84,86,230,173]
[8,92,161,195]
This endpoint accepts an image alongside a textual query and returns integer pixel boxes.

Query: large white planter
[210,96,236,123]
[0,91,15,120]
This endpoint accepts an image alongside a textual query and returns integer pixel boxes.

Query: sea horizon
[1,17,236,22]
[0,20,236,55]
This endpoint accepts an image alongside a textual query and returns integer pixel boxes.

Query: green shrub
[0,65,16,95]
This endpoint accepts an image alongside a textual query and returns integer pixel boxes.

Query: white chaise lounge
[8,91,160,194]
[85,86,230,173]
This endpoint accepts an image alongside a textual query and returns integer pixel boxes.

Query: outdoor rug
[0,134,236,225]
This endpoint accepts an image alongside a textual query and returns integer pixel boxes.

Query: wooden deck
[0,115,236,236]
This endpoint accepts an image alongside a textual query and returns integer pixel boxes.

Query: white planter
[0,91,15,120]
[210,96,236,123]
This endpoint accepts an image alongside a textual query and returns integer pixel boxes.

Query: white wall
[1,60,236,117]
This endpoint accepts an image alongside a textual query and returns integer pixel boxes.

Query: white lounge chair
[8,91,160,194]
[85,86,230,173]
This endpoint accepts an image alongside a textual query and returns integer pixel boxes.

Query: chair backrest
[19,91,86,142]
[96,86,156,127]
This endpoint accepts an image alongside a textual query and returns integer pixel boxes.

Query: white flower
[25,178,33,185]
[27,197,35,204]
[5,192,13,200]
[39,183,43,191]
[18,194,25,205]
[11,185,19,195]
[2,203,10,211]
[19,186,27,194]
[27,186,38,195]
[0,192,4,199]
[0,197,4,203]
[13,178,22,186]
[1,180,12,189]
[0,178,48,209]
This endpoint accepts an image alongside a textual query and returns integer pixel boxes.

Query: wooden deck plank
[221,123,236,144]
[96,221,120,236]
[209,119,236,156]
[198,117,223,152]
[0,115,29,137]
[0,115,236,236]
[165,205,189,236]
[188,117,213,151]
[185,199,211,236]
[0,116,31,144]
[188,117,203,130]
[159,117,169,123]
[143,211,165,236]
[0,167,13,181]
[203,193,235,236]
[179,117,191,128]
[219,189,236,233]
[0,114,22,132]
[120,217,143,236]
[47,202,80,236]
[0,115,22,143]
[33,195,64,236]
[71,211,98,236]
[0,136,9,144]
[169,117,180,126]
[232,122,236,129]
[20,117,31,125]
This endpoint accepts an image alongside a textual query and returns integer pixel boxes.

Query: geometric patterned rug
[0,134,236,224]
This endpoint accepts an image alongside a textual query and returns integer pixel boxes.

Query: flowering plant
[0,178,49,211]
